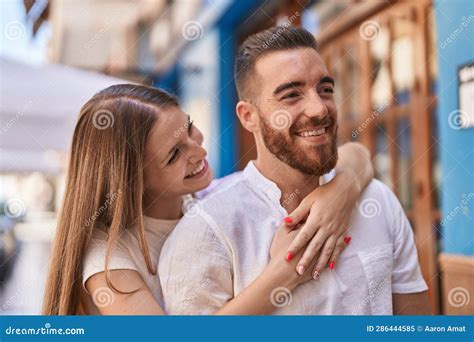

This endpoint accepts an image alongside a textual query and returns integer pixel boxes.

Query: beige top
[82,215,178,314]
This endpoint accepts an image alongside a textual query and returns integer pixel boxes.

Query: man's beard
[259,112,339,176]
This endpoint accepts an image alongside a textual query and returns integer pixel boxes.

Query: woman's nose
[187,139,207,164]
[188,148,206,164]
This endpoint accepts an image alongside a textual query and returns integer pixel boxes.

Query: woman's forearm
[281,143,374,273]
[335,142,374,191]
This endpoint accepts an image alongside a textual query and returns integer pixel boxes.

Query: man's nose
[304,91,328,118]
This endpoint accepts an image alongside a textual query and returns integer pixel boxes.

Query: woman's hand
[216,223,319,315]
[283,174,358,276]
[283,142,373,277]
[269,223,319,288]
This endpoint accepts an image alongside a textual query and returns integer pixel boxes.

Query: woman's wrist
[333,167,362,198]
[265,257,300,291]
[335,143,372,193]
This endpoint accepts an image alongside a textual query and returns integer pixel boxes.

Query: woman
[42,84,373,315]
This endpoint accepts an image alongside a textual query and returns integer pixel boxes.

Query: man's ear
[236,100,259,133]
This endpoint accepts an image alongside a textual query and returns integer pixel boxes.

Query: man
[159,26,431,315]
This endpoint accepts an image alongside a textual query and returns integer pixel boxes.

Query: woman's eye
[281,92,300,100]
[168,149,180,165]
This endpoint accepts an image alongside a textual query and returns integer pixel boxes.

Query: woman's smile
[184,159,209,180]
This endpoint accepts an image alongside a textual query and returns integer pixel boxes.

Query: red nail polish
[329,261,335,270]
[286,252,294,261]
[284,217,293,224]
[344,236,352,245]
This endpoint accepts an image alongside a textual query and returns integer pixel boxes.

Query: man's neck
[254,154,320,213]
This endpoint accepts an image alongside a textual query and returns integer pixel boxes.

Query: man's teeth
[297,128,326,137]
[188,161,205,176]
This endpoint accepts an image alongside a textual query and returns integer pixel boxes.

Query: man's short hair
[234,26,317,101]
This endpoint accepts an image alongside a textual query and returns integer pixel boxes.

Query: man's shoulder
[356,178,405,229]
[199,170,246,197]
[171,174,254,237]
[360,179,397,205]
[201,171,247,199]
[200,172,259,211]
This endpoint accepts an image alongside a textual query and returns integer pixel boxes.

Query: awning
[0,58,130,173]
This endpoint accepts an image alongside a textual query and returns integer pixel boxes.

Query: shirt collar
[243,161,336,207]
[243,161,282,205]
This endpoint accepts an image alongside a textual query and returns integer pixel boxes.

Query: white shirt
[82,215,178,314]
[159,161,428,315]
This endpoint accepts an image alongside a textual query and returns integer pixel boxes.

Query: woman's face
[143,106,213,199]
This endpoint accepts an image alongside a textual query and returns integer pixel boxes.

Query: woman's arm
[283,142,374,276]
[85,269,165,315]
[215,224,314,315]
[85,225,315,315]
[335,142,373,189]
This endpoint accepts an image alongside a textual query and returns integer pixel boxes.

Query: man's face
[253,47,338,176]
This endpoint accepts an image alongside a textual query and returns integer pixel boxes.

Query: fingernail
[313,270,320,280]
[284,216,293,224]
[329,261,335,270]
[344,236,352,245]
[297,265,305,275]
[286,252,294,261]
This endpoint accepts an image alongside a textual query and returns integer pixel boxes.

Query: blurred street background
[0,0,473,315]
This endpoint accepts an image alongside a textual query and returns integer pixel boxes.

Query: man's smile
[295,127,327,137]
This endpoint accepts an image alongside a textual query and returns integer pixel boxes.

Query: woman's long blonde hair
[43,84,178,315]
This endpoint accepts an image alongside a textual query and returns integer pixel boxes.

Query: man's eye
[281,92,300,100]
[321,87,334,94]
[188,120,194,134]
[168,149,180,165]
